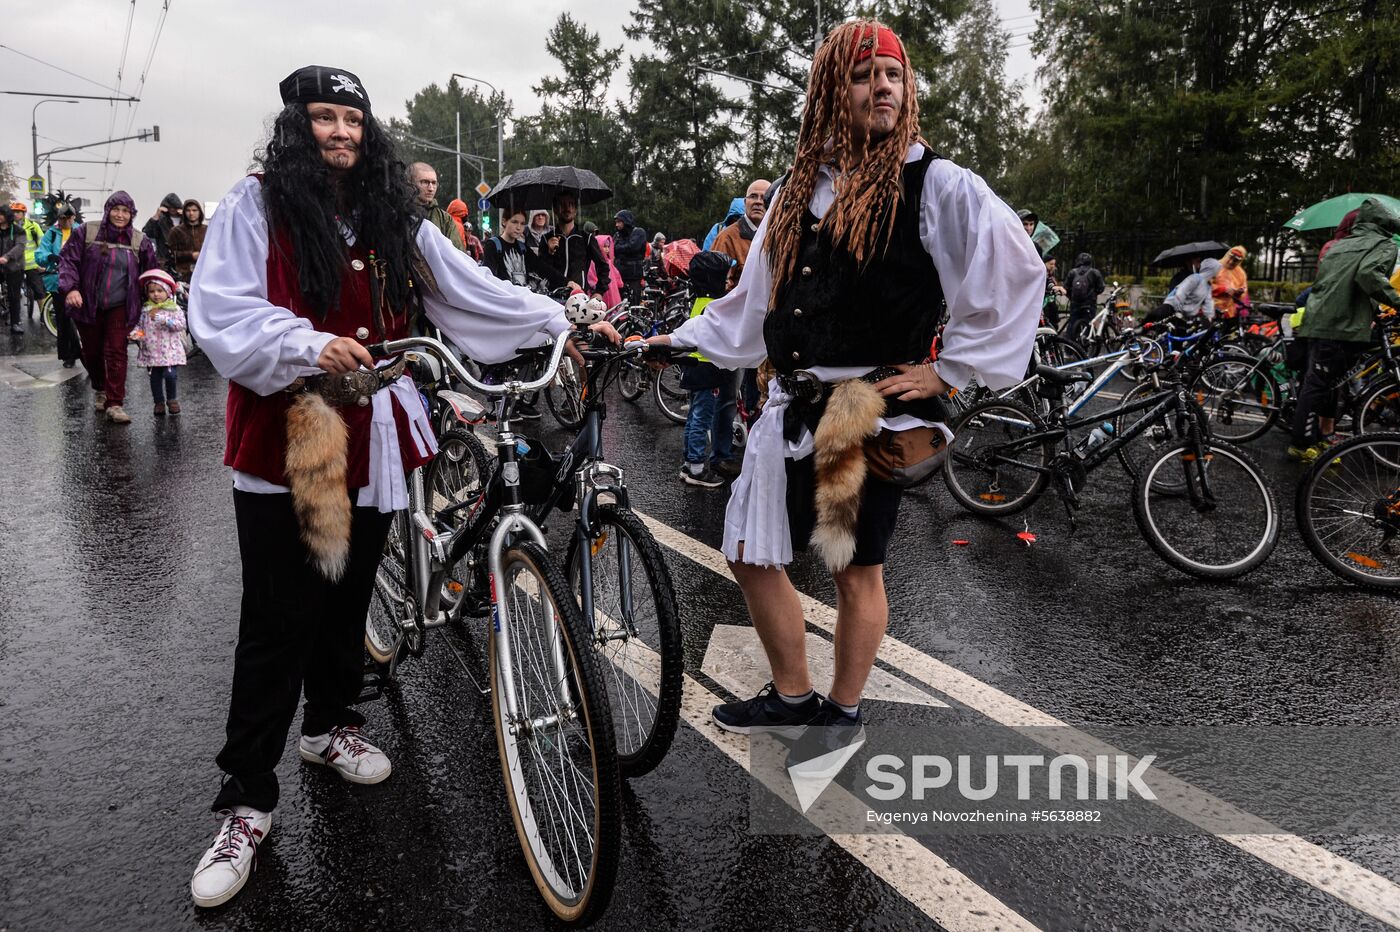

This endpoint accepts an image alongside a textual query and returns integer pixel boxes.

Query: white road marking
[703,623,949,709]
[580,592,1035,929]
[0,354,85,389]
[637,510,1400,930]
[676,676,1039,931]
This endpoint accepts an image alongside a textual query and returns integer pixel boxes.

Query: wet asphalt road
[2,321,1398,932]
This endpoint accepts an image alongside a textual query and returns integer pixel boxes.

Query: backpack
[84,220,145,257]
[1067,267,1096,305]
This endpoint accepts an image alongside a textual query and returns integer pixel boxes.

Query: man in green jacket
[407,162,466,252]
[1289,198,1400,461]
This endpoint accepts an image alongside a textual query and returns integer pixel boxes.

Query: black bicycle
[363,333,621,925]
[429,337,685,779]
[944,354,1279,580]
[1295,431,1400,591]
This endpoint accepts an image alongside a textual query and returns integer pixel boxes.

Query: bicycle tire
[1355,377,1400,438]
[41,292,58,338]
[545,355,588,430]
[1112,379,1199,481]
[652,365,689,424]
[1190,357,1281,443]
[427,428,494,614]
[618,360,647,401]
[489,541,621,925]
[943,398,1053,516]
[1132,437,1278,579]
[365,511,411,673]
[1294,432,1400,591]
[565,505,683,778]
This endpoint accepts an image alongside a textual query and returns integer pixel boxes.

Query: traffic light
[152,125,160,142]
[479,213,492,234]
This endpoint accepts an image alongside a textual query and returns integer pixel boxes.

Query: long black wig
[256,104,421,318]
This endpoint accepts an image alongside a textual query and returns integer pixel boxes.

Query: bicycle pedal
[356,670,387,704]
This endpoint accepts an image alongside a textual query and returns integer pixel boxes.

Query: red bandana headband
[852,26,907,67]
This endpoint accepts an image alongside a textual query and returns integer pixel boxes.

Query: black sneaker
[514,401,542,420]
[712,458,743,479]
[786,700,866,776]
[712,682,822,736]
[679,464,724,488]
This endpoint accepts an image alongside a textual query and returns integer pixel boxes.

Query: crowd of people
[1017,200,1400,467]
[3,187,211,421]
[5,18,1394,921]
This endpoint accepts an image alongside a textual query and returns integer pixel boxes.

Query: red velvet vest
[223,223,431,487]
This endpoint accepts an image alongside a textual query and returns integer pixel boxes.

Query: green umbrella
[1282,193,1400,232]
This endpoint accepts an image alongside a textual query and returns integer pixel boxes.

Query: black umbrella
[487,165,612,211]
[1150,240,1229,267]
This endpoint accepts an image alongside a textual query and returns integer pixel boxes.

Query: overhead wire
[100,0,138,195]
[109,0,173,192]
[0,45,121,92]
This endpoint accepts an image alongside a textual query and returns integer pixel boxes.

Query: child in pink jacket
[133,268,188,416]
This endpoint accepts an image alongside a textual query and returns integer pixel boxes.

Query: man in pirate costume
[649,22,1042,757]
[186,66,615,908]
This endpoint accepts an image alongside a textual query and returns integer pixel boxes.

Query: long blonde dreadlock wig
[764,20,926,304]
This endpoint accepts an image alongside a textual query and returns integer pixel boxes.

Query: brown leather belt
[284,357,408,408]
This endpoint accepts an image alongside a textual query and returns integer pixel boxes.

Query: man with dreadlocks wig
[649,22,1042,761]
[186,66,617,909]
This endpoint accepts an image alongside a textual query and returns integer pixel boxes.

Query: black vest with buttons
[764,148,943,376]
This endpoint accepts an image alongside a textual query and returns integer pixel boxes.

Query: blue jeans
[148,365,178,403]
[684,375,736,466]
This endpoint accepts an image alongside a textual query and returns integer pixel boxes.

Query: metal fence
[1043,222,1315,283]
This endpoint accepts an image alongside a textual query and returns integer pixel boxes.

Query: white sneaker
[299,725,392,785]
[190,806,272,908]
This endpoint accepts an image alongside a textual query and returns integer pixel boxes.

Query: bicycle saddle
[1035,364,1093,385]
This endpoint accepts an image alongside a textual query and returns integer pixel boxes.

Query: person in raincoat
[703,196,745,251]
[35,201,81,365]
[57,191,159,422]
[1212,245,1250,318]
[1288,198,1400,461]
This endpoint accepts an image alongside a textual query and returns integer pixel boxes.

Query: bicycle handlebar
[366,330,573,396]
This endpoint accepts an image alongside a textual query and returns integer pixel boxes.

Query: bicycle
[1295,431,1400,591]
[471,338,685,778]
[944,354,1279,580]
[361,332,621,925]
[1068,281,1134,358]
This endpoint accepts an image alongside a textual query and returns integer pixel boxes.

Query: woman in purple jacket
[58,191,158,424]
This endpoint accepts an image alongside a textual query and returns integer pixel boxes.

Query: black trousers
[3,271,21,326]
[51,290,80,362]
[22,269,45,313]
[211,489,392,813]
[1290,338,1370,446]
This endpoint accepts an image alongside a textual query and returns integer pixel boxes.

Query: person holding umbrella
[543,192,611,298]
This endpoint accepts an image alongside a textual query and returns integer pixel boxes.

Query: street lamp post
[57,175,86,190]
[451,73,504,186]
[32,98,80,178]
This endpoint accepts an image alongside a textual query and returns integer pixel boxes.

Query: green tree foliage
[1011,0,1400,229]
[512,13,627,172]
[388,78,505,205]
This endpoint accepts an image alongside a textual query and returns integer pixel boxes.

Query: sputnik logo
[787,732,866,813]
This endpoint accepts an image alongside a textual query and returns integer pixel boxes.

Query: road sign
[474,181,491,198]
[477,197,490,211]
[27,176,45,197]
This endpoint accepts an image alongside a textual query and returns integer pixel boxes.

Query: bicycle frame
[369,333,574,727]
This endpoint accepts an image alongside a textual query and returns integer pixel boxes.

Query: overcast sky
[1,0,1039,218]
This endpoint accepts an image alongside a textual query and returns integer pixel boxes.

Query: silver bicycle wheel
[490,542,621,924]
[652,364,689,424]
[365,511,411,669]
